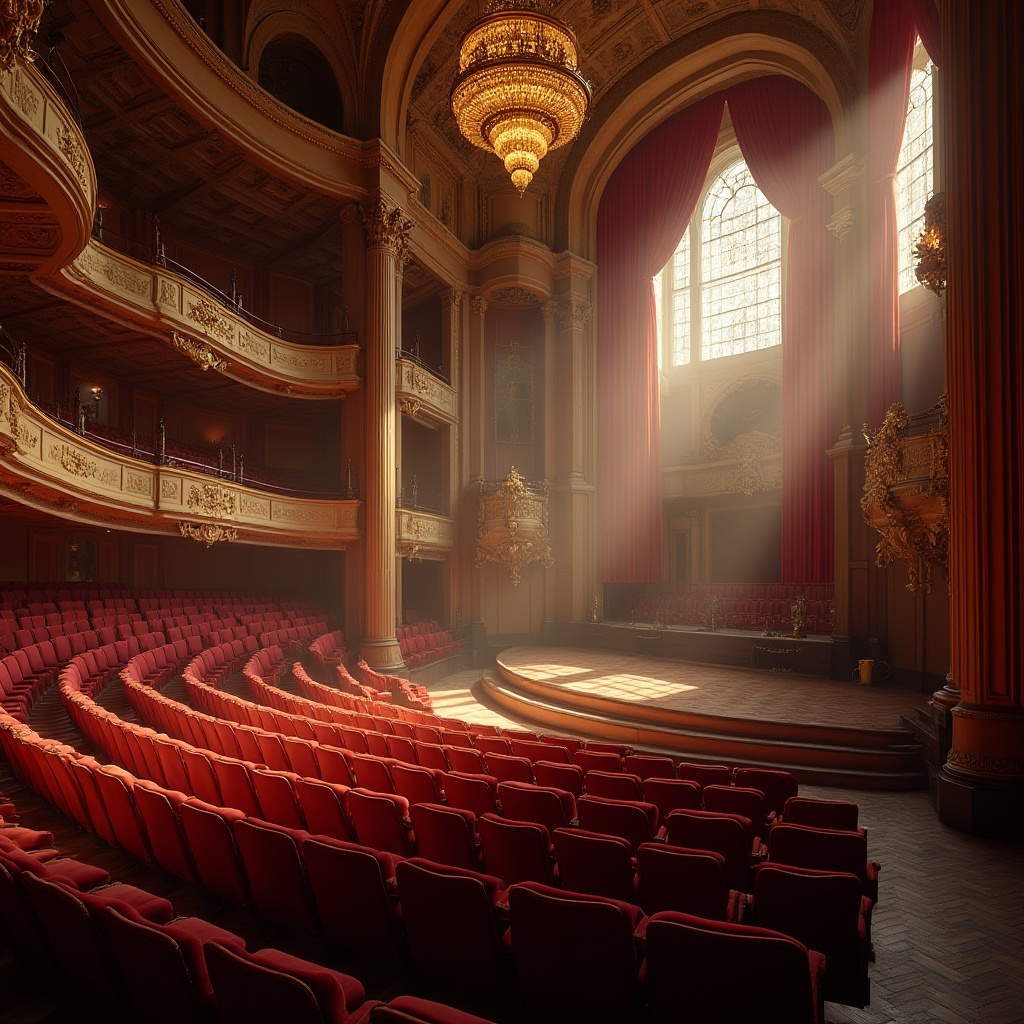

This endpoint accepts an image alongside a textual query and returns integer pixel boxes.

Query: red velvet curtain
[728,77,837,584]
[868,0,943,424]
[596,94,725,583]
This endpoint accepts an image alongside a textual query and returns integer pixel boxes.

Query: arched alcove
[256,35,346,133]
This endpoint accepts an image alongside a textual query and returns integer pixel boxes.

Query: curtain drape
[596,94,725,583]
[727,76,837,584]
[868,0,943,424]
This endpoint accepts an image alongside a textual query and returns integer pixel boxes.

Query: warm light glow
[451,7,590,195]
[914,191,946,295]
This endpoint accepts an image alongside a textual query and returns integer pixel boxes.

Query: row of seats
[310,630,348,667]
[0,802,497,1023]
[395,620,466,669]
[359,660,433,711]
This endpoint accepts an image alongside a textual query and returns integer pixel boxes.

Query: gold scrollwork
[55,124,88,188]
[52,443,95,479]
[0,2,44,73]
[187,298,234,341]
[861,399,949,592]
[187,482,236,518]
[173,332,230,372]
[476,466,553,585]
[178,521,238,547]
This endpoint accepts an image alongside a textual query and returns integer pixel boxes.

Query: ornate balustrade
[0,364,360,549]
[395,356,457,427]
[396,509,454,560]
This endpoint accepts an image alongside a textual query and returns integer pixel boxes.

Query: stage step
[482,663,928,791]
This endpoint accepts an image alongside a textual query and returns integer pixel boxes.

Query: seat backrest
[623,754,676,780]
[767,822,875,899]
[445,746,487,773]
[551,826,636,904]
[573,749,624,774]
[674,761,732,789]
[346,788,415,856]
[733,767,799,817]
[178,798,250,906]
[477,813,554,887]
[585,770,643,801]
[482,752,534,784]
[133,780,197,883]
[208,756,263,819]
[250,768,306,830]
[782,796,860,833]
[497,781,575,833]
[371,994,500,1024]
[301,835,404,960]
[350,753,399,794]
[642,777,702,820]
[293,778,356,843]
[576,795,657,854]
[636,843,731,919]
[532,760,585,798]
[392,763,445,806]
[507,881,643,1024]
[394,857,508,1005]
[643,911,822,1024]
[664,809,753,891]
[203,941,356,1024]
[409,802,480,871]
[233,818,318,932]
[442,772,498,818]
[703,785,769,839]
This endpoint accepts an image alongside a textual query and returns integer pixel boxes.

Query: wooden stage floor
[425,647,931,788]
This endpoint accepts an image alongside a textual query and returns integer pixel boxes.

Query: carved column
[465,296,488,628]
[935,0,1024,836]
[550,296,595,623]
[359,197,412,671]
[441,287,463,628]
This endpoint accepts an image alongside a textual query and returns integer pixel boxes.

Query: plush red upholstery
[623,754,676,780]
[410,802,481,871]
[294,778,357,843]
[665,808,760,891]
[703,784,772,840]
[576,795,659,854]
[641,777,702,821]
[636,843,744,921]
[178,798,251,906]
[393,763,446,806]
[642,911,824,1024]
[532,761,585,798]
[507,881,644,1024]
[767,822,880,903]
[395,858,510,1013]
[369,994,499,1023]
[584,770,643,801]
[302,835,404,961]
[674,761,732,789]
[346,788,416,857]
[478,813,555,887]
[496,781,576,833]
[204,941,367,1024]
[551,827,637,904]
[733,766,799,817]
[783,796,862,834]
[442,772,499,818]
[751,862,872,1007]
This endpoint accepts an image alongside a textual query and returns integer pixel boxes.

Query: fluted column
[359,197,412,671]
[465,296,488,628]
[441,287,463,628]
[936,0,1024,836]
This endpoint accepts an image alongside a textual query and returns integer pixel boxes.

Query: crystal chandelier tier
[451,4,590,195]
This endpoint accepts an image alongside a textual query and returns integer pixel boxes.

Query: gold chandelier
[914,192,946,295]
[451,3,590,195]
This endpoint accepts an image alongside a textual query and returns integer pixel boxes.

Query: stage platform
[473,646,928,790]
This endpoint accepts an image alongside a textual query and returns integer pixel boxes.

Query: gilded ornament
[179,521,238,547]
[10,67,39,116]
[55,125,88,188]
[173,332,230,372]
[476,466,553,585]
[861,399,949,592]
[53,443,96,479]
[187,298,234,341]
[187,482,236,518]
[360,198,413,255]
[0,2,44,73]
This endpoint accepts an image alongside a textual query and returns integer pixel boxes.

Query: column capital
[470,295,488,318]
[442,287,463,312]
[541,300,558,323]
[556,298,593,332]
[360,197,413,257]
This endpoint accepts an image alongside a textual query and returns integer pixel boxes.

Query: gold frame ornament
[179,521,238,547]
[475,466,553,585]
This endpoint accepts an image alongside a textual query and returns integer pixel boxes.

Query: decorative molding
[187,482,236,518]
[9,67,39,117]
[187,298,234,342]
[360,197,414,256]
[52,443,95,479]
[818,154,865,197]
[55,123,88,188]
[826,206,854,243]
[861,399,949,592]
[555,298,592,331]
[947,748,1024,778]
[476,466,553,585]
[172,332,230,372]
[470,295,488,318]
[179,521,238,547]
[490,286,538,307]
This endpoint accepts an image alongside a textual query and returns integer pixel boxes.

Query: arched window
[656,157,782,367]
[896,42,936,294]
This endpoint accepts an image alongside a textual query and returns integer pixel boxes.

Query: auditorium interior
[0,1,1021,1022]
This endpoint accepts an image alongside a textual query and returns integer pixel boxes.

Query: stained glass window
[896,47,935,294]
[657,156,782,367]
